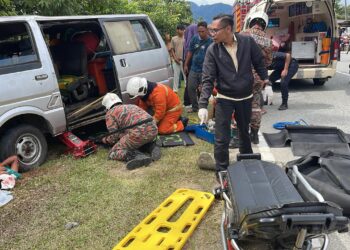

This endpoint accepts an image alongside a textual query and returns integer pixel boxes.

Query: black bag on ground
[286,151,350,216]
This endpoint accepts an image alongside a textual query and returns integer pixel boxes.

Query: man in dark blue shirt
[184,22,213,112]
[269,51,299,110]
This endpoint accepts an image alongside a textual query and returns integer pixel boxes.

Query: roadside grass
[0,86,222,250]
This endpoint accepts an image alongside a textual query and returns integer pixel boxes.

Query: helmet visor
[128,93,137,99]
[128,86,146,99]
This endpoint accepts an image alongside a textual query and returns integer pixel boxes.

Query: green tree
[76,0,131,15]
[11,0,132,15]
[5,0,193,37]
[334,0,345,19]
[0,0,15,15]
[125,0,192,36]
[13,0,76,15]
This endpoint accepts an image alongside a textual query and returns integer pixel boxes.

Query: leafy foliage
[132,0,192,36]
[334,0,350,20]
[2,0,193,37]
[0,0,15,15]
[334,0,345,19]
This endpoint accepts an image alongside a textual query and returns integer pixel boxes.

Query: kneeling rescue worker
[126,77,185,134]
[101,93,161,170]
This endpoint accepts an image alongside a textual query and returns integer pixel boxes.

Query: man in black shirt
[198,14,269,172]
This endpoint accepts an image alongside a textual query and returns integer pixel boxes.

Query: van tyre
[0,124,47,172]
[313,78,326,86]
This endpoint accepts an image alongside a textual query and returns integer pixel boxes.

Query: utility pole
[346,0,348,20]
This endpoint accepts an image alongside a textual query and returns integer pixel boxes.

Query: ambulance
[243,0,339,86]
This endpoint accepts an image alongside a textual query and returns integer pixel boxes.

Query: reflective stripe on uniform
[167,104,182,113]
[159,84,169,97]
[173,123,177,133]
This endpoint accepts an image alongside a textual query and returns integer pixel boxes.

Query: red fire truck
[233,0,262,32]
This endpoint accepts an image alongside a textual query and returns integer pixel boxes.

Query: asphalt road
[252,52,350,249]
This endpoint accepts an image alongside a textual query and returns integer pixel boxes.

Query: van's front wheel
[0,124,48,172]
[313,78,327,86]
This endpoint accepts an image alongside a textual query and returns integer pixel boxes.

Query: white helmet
[102,93,122,110]
[248,11,269,31]
[126,77,148,99]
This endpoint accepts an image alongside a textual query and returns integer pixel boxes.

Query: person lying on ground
[0,155,21,179]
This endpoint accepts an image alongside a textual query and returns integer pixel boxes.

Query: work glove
[198,108,208,125]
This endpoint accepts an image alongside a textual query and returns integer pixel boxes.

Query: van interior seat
[49,42,91,103]
[50,42,88,76]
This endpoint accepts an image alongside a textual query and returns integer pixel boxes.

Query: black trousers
[183,84,191,106]
[215,97,253,171]
[187,71,202,111]
[183,60,192,106]
[269,59,299,104]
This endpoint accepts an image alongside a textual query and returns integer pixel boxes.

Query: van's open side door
[99,16,170,99]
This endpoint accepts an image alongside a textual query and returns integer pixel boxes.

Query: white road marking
[336,71,350,76]
[256,132,276,162]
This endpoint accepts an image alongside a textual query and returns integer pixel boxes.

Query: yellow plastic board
[113,189,214,250]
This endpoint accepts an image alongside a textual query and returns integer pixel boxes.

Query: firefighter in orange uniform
[126,77,185,134]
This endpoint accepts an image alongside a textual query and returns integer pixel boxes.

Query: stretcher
[214,154,349,250]
[114,189,214,250]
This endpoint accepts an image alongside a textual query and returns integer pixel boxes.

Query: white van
[244,0,338,86]
[0,15,173,171]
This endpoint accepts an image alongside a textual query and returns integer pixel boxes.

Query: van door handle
[35,74,48,81]
[120,59,127,67]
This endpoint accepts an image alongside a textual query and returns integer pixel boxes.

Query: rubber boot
[125,150,152,170]
[149,142,161,161]
[139,141,162,161]
[278,102,288,110]
[179,116,189,128]
[250,128,259,144]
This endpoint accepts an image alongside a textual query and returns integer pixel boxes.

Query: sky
[189,0,234,6]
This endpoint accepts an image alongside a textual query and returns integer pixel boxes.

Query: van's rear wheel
[0,124,47,172]
[313,78,327,86]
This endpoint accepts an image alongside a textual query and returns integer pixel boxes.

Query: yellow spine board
[113,189,214,250]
